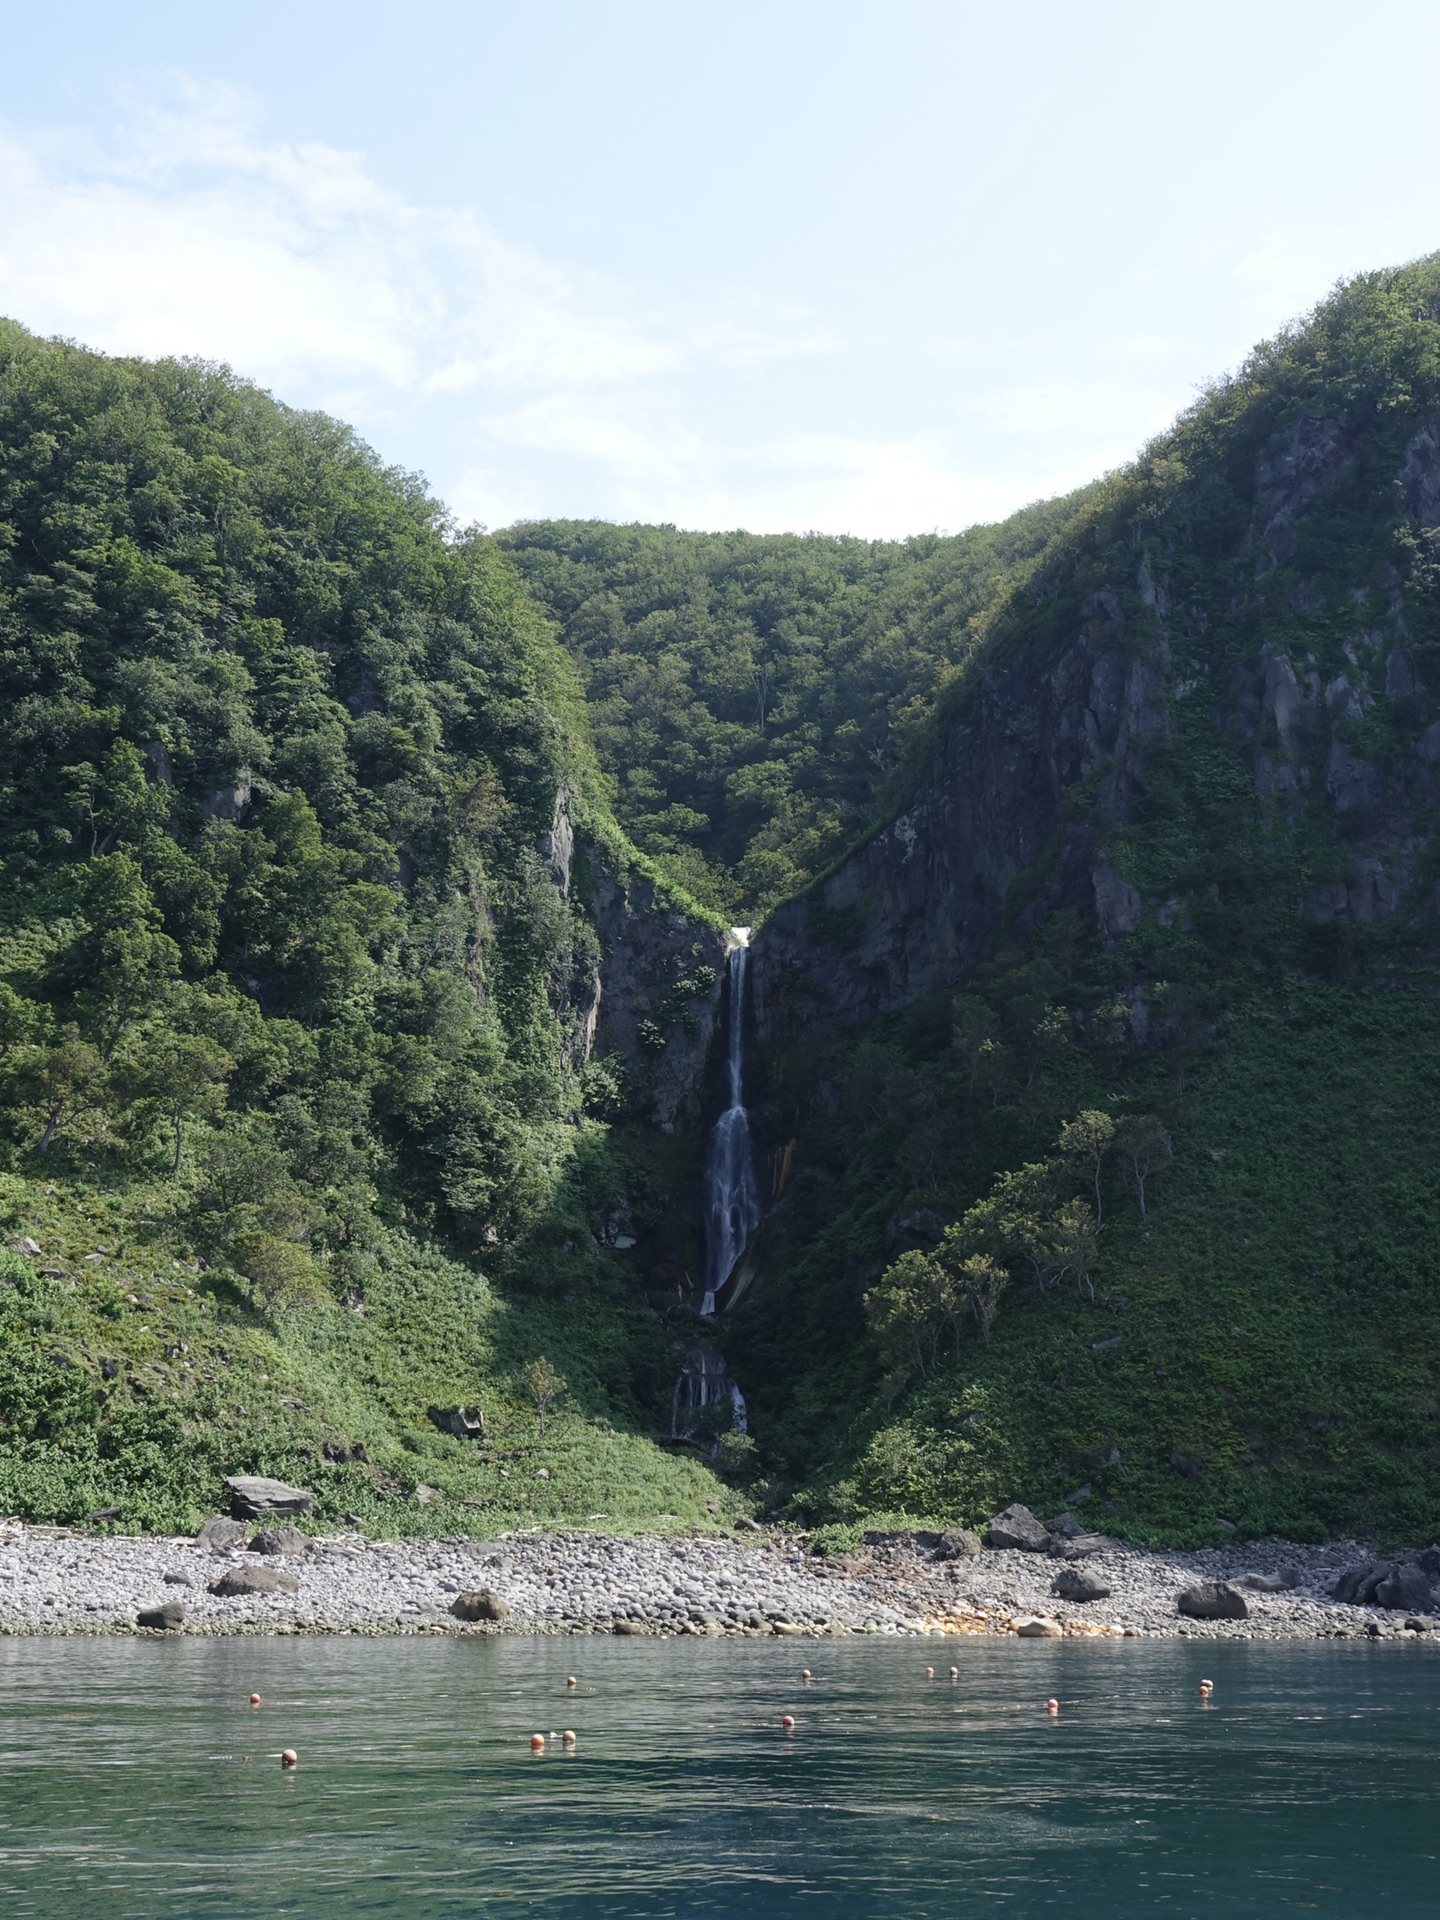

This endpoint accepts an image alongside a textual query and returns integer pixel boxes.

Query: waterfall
[671,1345,748,1438]
[699,930,762,1316]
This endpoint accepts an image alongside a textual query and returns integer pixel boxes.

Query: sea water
[0,1635,1433,1917]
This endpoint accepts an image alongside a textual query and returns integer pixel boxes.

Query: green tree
[1058,1109,1116,1225]
[864,1249,963,1375]
[521,1356,567,1435]
[7,1036,108,1154]
[131,1031,234,1173]
[1114,1114,1173,1217]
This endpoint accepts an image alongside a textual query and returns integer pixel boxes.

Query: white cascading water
[670,1347,748,1437]
[699,930,762,1317]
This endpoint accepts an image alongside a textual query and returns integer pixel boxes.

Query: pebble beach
[0,1520,1434,1641]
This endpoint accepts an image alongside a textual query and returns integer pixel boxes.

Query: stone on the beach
[1051,1567,1111,1601]
[248,1527,312,1556]
[1375,1563,1433,1613]
[210,1563,301,1597]
[1051,1533,1117,1560]
[137,1601,185,1630]
[1014,1615,1064,1637]
[450,1587,510,1621]
[162,1569,195,1587]
[197,1515,249,1551]
[225,1475,314,1520]
[613,1619,647,1634]
[985,1504,1051,1552]
[1329,1561,1391,1605]
[935,1528,982,1560]
[1177,1581,1249,1621]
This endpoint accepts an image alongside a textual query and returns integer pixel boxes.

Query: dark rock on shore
[1051,1533,1116,1560]
[210,1563,301,1597]
[1376,1564,1434,1613]
[935,1529,982,1560]
[450,1588,510,1622]
[985,1505,1051,1552]
[1244,1567,1301,1592]
[136,1601,185,1629]
[248,1527,312,1557]
[225,1475,314,1520]
[1178,1582,1249,1621]
[1051,1568,1111,1602]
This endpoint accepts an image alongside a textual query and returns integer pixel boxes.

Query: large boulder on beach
[1375,1563,1434,1613]
[136,1601,185,1630]
[935,1529,982,1560]
[1013,1615,1064,1637]
[197,1515,249,1551]
[225,1475,314,1520]
[1051,1567,1111,1602]
[1244,1567,1301,1592]
[450,1587,510,1622]
[1177,1581,1249,1621]
[1330,1561,1391,1605]
[210,1563,301,1597]
[985,1504,1051,1552]
[248,1527,312,1556]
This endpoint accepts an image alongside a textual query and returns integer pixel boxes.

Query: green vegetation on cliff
[0,320,726,1530]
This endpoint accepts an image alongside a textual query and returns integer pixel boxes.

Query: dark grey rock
[1051,1568,1111,1602]
[428,1405,485,1442]
[162,1570,195,1587]
[1330,1561,1391,1605]
[225,1475,314,1520]
[1415,1546,1440,1579]
[209,1563,301,1597]
[1177,1582,1249,1621]
[248,1527,312,1556]
[1046,1512,1086,1539]
[1052,1533,1117,1560]
[1375,1564,1433,1613]
[935,1528,982,1561]
[1243,1572,1293,1592]
[985,1504,1051,1552]
[450,1587,510,1622]
[136,1601,185,1630]
[196,1516,249,1551]
[1063,1484,1093,1507]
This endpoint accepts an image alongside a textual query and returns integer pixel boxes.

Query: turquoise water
[0,1635,1434,1917]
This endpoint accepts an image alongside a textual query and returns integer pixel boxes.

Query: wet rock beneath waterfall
[985,1505,1051,1552]
[1177,1581,1249,1621]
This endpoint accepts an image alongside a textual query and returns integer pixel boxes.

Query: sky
[0,0,1435,539]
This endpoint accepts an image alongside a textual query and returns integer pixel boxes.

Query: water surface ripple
[0,1636,1433,1916]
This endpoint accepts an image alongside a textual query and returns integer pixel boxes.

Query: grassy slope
[0,1170,732,1535]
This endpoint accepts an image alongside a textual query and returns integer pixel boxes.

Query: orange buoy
[1046,1698,1059,1714]
[280,1748,298,1769]
[249,1693,262,1707]
[562,1729,577,1748]
[530,1733,546,1752]
[781,1714,795,1733]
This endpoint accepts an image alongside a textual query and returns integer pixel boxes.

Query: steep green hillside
[730,259,1440,1548]
[499,499,1090,916]
[0,321,727,1531]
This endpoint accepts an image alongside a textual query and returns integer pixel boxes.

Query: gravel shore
[0,1520,1435,1640]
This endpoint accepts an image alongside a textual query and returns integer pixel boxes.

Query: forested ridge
[0,258,1435,1546]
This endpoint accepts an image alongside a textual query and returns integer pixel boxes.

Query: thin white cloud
[0,77,1203,537]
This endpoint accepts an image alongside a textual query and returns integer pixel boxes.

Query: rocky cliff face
[751,406,1439,1053]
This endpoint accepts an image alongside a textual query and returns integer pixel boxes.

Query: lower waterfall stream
[674,930,760,1439]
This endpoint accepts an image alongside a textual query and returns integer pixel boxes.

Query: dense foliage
[726,258,1440,1546]
[499,499,1089,916]
[0,321,719,1526]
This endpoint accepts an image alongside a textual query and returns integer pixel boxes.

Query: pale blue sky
[1,0,1435,535]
